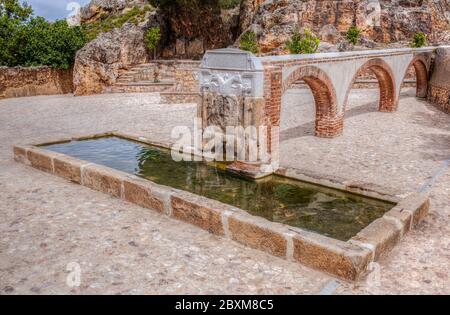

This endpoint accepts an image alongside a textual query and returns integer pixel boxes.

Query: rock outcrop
[157,2,240,59]
[81,0,137,23]
[240,0,450,53]
[73,0,450,95]
[239,0,265,34]
[74,0,241,94]
[73,23,151,95]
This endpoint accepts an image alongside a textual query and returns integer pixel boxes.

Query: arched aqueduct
[198,47,444,168]
[260,49,432,138]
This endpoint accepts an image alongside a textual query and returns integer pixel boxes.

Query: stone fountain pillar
[198,49,275,178]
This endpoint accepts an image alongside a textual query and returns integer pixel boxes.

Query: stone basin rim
[13,130,430,281]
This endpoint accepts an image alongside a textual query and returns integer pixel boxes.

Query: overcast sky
[26,0,91,21]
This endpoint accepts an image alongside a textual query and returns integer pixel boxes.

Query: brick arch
[401,55,429,98]
[344,58,397,113]
[282,66,342,138]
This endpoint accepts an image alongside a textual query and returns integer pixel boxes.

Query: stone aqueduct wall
[197,47,450,169]
[259,48,438,139]
[428,48,450,114]
[0,67,73,100]
[165,60,200,93]
[428,86,450,113]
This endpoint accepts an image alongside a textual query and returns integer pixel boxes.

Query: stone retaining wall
[428,47,450,114]
[428,85,450,113]
[106,60,200,95]
[0,66,73,99]
[160,92,200,104]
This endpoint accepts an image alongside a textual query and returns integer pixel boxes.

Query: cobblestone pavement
[0,89,449,294]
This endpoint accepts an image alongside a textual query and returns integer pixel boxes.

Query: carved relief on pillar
[198,48,265,98]
[198,48,266,131]
[202,92,243,131]
[200,71,253,96]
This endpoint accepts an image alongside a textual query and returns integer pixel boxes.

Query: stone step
[127,66,163,71]
[105,88,163,100]
[130,61,199,68]
[117,75,173,80]
[114,81,176,87]
[117,74,173,80]
[109,84,176,94]
[119,69,141,73]
[116,77,134,81]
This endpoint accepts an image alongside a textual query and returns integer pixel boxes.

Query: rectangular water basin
[14,133,429,280]
[41,136,393,241]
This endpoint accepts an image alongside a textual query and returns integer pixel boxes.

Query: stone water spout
[198,49,272,178]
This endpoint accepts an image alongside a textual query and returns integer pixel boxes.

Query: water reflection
[45,137,393,241]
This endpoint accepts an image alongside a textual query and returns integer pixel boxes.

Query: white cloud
[26,0,91,21]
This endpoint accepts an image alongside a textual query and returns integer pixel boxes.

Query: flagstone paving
[0,89,448,294]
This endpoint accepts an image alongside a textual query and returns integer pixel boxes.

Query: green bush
[346,26,361,45]
[0,0,33,65]
[0,0,86,69]
[285,28,320,54]
[239,31,259,54]
[411,32,428,48]
[145,27,162,59]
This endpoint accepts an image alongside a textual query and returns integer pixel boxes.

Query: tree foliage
[0,0,86,69]
[285,28,320,54]
[411,32,428,48]
[0,0,32,65]
[145,27,161,59]
[346,26,362,45]
[239,31,258,54]
[0,0,32,20]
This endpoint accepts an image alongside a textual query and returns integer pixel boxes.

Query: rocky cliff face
[73,23,152,95]
[157,2,240,59]
[73,0,450,94]
[80,0,140,23]
[239,0,450,53]
[73,1,162,95]
[73,0,240,94]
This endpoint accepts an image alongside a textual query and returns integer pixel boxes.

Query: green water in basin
[44,136,393,241]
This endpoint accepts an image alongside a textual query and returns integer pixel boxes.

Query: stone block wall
[110,60,200,95]
[0,66,73,99]
[428,47,450,114]
[172,61,200,93]
[428,86,450,113]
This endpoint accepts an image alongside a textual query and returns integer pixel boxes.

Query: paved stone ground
[282,88,450,295]
[0,89,448,294]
